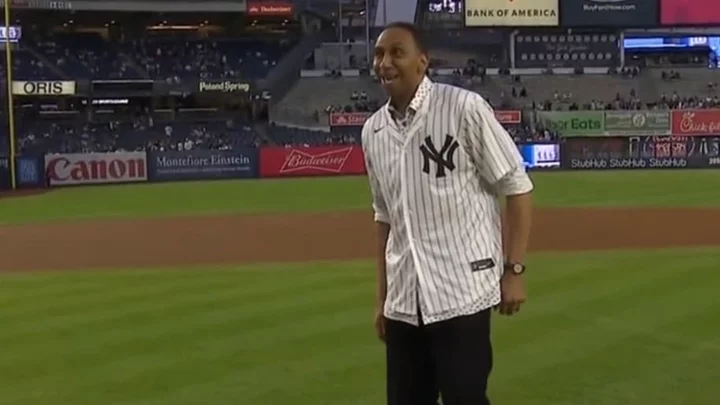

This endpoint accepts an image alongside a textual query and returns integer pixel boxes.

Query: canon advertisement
[44,152,148,186]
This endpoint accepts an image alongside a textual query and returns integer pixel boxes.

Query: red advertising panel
[247,2,295,17]
[671,109,720,136]
[329,112,371,127]
[260,146,367,177]
[495,110,521,124]
[44,152,148,186]
[329,110,521,126]
[660,0,720,25]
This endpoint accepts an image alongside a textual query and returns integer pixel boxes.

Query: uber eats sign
[535,111,604,136]
[12,81,76,96]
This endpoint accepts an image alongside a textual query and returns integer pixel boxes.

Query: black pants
[385,308,493,405]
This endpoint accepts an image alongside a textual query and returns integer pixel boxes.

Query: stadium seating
[8,118,260,154]
[32,32,143,79]
[4,20,720,153]
[19,31,295,80]
[271,76,384,128]
[128,38,294,80]
[0,49,62,80]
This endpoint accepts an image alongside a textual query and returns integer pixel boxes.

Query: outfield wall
[1,135,720,189]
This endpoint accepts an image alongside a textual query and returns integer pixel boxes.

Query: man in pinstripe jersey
[361,22,535,405]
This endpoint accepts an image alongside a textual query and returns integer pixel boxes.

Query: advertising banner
[329,110,522,127]
[44,152,148,186]
[560,0,659,27]
[147,149,258,181]
[0,155,47,190]
[671,109,720,136]
[260,146,367,178]
[0,156,9,190]
[536,111,604,136]
[518,143,561,169]
[604,110,671,135]
[12,81,76,96]
[247,2,295,16]
[198,80,251,93]
[514,29,620,68]
[465,0,558,27]
[495,110,522,124]
[660,0,720,25]
[16,156,45,188]
[0,25,21,43]
[329,112,371,127]
[561,135,720,170]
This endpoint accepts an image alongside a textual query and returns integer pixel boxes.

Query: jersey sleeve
[361,125,391,224]
[463,94,534,196]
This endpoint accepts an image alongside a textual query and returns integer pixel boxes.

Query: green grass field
[1,170,719,405]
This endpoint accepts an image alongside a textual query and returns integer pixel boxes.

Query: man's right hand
[374,303,386,342]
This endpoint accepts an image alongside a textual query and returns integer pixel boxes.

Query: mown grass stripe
[1,249,718,405]
[0,264,367,324]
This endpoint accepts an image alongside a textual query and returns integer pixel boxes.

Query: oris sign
[12,81,76,96]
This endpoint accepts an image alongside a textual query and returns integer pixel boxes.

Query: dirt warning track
[0,207,718,272]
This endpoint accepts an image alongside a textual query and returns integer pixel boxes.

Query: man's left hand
[497,273,527,316]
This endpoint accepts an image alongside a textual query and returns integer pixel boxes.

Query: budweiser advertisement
[247,2,295,17]
[329,110,521,126]
[45,152,148,186]
[260,146,367,178]
[671,109,720,136]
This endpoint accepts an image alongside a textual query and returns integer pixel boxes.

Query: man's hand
[497,273,527,316]
[374,302,386,342]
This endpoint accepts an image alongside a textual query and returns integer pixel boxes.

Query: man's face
[373,27,428,99]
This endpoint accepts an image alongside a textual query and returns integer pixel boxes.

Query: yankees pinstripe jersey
[362,76,534,326]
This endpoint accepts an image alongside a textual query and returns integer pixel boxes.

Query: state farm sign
[329,112,371,127]
[45,152,148,186]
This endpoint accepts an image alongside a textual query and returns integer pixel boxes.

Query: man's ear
[419,53,429,74]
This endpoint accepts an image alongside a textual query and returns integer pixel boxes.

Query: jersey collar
[386,76,433,128]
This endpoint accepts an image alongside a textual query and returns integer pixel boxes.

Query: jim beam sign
[12,81,76,96]
[198,81,251,93]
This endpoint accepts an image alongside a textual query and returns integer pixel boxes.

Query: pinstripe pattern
[362,77,533,326]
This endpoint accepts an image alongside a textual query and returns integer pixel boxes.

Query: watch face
[512,263,525,274]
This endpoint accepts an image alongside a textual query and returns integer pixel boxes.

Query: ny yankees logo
[419,135,460,178]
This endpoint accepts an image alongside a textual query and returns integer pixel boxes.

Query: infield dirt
[1,207,719,272]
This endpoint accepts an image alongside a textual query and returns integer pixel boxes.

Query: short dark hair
[383,21,427,56]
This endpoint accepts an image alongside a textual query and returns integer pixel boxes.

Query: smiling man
[361,22,535,405]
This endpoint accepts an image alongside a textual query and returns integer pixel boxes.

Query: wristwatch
[504,262,526,275]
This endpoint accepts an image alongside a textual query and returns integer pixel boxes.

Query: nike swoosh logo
[373,127,385,133]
